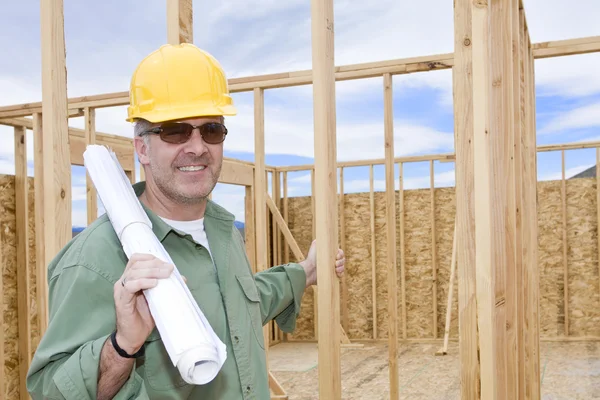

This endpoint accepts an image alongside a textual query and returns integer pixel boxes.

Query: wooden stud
[311,0,342,395]
[399,162,407,340]
[84,107,97,225]
[472,0,498,394]
[245,185,256,274]
[514,5,526,398]
[503,1,519,398]
[253,87,272,353]
[453,0,479,396]
[271,171,281,342]
[33,113,48,333]
[339,167,349,332]
[562,150,569,336]
[369,164,377,339]
[14,126,31,400]
[167,0,193,45]
[430,160,438,338]
[436,220,457,356]
[40,0,72,292]
[522,22,541,400]
[383,72,399,399]
[283,171,289,265]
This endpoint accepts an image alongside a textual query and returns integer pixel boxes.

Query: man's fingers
[127,264,173,281]
[123,277,161,293]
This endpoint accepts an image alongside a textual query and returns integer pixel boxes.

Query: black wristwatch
[110,331,145,358]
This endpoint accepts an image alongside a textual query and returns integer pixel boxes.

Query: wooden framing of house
[2,0,600,399]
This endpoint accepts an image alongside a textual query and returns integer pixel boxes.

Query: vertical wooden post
[14,126,31,400]
[253,87,270,349]
[40,0,72,286]
[311,0,341,396]
[453,0,480,397]
[561,150,569,336]
[383,73,399,399]
[430,160,438,338]
[84,107,97,225]
[369,164,377,339]
[167,0,193,45]
[455,0,539,397]
[283,171,290,342]
[399,162,407,340]
[33,113,48,333]
[339,167,349,332]
[501,0,519,398]
[514,3,525,398]
[245,185,256,273]
[522,17,541,399]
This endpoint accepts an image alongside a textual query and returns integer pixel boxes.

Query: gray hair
[134,118,154,146]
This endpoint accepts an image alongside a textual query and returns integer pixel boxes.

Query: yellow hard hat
[126,43,237,123]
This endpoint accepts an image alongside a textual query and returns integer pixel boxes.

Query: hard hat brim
[126,103,237,123]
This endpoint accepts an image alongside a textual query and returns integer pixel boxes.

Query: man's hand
[114,253,174,354]
[299,240,345,288]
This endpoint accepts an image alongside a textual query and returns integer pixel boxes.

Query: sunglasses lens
[158,122,192,144]
[200,123,227,144]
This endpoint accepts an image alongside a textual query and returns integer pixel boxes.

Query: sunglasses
[141,121,228,144]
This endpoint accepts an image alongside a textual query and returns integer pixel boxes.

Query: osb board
[402,189,435,339]
[284,178,600,340]
[285,196,315,340]
[0,175,40,400]
[434,188,457,339]
[565,179,600,336]
[268,341,600,400]
[339,193,374,339]
[537,180,564,336]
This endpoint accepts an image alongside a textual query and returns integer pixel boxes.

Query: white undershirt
[159,216,215,267]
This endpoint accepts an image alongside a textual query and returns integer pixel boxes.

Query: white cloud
[538,102,600,135]
[224,98,453,159]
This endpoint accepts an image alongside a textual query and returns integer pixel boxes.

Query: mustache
[173,156,211,167]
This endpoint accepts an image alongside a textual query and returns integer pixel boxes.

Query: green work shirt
[26,182,307,400]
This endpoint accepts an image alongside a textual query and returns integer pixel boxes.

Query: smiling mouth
[178,166,206,171]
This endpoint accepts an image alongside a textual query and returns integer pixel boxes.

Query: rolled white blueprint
[83,145,226,385]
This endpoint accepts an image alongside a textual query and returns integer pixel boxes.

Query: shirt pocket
[235,275,265,349]
[142,332,191,391]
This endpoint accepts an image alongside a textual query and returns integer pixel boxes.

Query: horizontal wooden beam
[537,140,600,152]
[218,160,254,186]
[0,117,134,171]
[276,153,456,172]
[533,35,600,59]
[1,35,598,118]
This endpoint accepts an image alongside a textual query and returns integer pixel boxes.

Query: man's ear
[134,136,150,165]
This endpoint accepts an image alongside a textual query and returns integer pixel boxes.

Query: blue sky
[1,0,600,225]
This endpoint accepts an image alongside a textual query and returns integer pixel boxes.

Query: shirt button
[234,336,239,343]
[245,385,251,393]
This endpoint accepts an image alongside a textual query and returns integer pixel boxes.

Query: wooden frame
[2,0,600,399]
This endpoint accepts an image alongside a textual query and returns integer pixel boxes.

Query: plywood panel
[285,178,600,341]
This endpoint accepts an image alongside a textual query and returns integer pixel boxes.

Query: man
[26,43,345,400]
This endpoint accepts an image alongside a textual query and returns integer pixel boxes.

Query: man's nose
[183,129,208,154]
